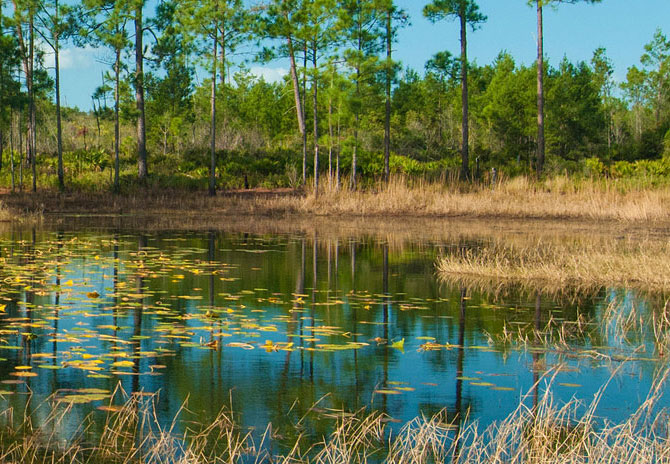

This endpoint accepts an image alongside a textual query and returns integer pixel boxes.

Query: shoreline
[2,185,670,236]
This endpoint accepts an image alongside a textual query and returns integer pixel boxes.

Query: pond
[0,225,666,450]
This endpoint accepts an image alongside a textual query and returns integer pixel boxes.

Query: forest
[0,0,669,193]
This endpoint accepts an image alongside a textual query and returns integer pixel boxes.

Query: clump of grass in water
[487,313,593,354]
[1,372,670,463]
[437,237,670,293]
[0,202,11,222]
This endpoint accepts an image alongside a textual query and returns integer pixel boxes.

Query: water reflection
[453,286,467,459]
[0,229,663,442]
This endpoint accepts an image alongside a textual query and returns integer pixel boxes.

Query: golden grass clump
[437,236,670,293]
[0,202,13,222]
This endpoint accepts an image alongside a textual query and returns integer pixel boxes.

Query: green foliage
[582,157,605,177]
[423,0,486,26]
[546,58,605,162]
[6,0,670,192]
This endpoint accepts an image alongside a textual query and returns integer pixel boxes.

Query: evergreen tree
[80,0,131,193]
[36,0,75,191]
[529,0,602,177]
[133,0,148,181]
[424,0,486,181]
[301,0,339,195]
[178,0,250,195]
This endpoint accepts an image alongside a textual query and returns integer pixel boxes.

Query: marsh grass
[5,174,670,224]
[0,200,42,226]
[484,290,670,364]
[488,314,594,354]
[451,370,670,464]
[290,175,670,222]
[0,202,11,222]
[2,372,670,463]
[602,297,670,358]
[437,237,670,293]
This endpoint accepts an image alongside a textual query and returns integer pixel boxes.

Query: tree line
[0,0,668,194]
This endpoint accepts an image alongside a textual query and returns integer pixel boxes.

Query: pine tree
[529,0,602,177]
[424,0,486,181]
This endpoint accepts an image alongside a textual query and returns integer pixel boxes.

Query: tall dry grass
[291,175,670,222]
[0,202,14,222]
[5,174,670,223]
[437,236,670,293]
[2,372,670,463]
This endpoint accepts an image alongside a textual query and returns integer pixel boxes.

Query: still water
[0,227,665,442]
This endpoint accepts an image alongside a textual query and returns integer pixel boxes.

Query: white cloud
[43,45,98,70]
[249,66,288,83]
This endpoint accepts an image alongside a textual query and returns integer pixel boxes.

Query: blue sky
[54,0,670,110]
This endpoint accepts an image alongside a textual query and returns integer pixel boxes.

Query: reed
[1,372,670,463]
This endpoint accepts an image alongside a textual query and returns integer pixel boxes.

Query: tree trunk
[351,14,362,191]
[536,0,545,178]
[384,7,392,183]
[221,24,228,179]
[55,7,64,191]
[12,1,30,190]
[285,29,305,136]
[459,2,469,182]
[135,3,148,180]
[224,24,226,88]
[29,13,36,193]
[93,100,101,146]
[312,41,319,197]
[210,13,218,197]
[114,46,120,193]
[328,75,333,184]
[302,44,307,186]
[336,104,340,189]
[0,5,3,174]
[10,107,14,191]
[18,104,23,190]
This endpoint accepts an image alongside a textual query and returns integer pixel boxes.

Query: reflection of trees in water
[132,235,147,395]
[533,292,544,411]
[51,231,64,378]
[382,242,389,415]
[0,228,668,446]
[453,286,468,459]
[351,238,360,408]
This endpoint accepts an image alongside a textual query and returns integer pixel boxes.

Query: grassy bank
[2,373,669,463]
[4,175,670,224]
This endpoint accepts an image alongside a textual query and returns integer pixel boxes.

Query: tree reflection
[132,235,147,394]
[453,286,467,459]
[533,292,544,411]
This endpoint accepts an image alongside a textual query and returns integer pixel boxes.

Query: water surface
[0,227,665,442]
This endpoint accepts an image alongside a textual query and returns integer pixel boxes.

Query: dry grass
[2,372,670,463]
[487,294,670,360]
[448,369,670,464]
[0,202,15,223]
[437,236,670,293]
[295,175,670,222]
[4,175,670,224]
[487,313,594,354]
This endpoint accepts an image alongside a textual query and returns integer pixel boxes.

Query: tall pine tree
[424,0,486,181]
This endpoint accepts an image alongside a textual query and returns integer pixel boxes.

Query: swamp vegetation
[0,222,663,462]
[1,0,670,461]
